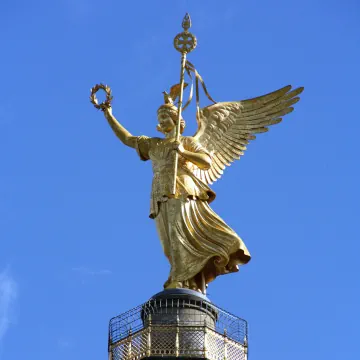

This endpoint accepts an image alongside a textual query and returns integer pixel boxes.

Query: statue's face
[157,112,175,133]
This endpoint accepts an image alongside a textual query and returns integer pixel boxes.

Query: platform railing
[109,297,248,360]
[109,322,247,360]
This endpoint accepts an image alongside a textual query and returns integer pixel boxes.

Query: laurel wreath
[90,83,113,110]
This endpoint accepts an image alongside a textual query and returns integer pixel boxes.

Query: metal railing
[109,297,248,360]
[110,322,247,360]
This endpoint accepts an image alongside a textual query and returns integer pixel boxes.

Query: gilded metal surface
[90,14,304,295]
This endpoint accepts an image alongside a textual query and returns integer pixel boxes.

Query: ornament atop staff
[173,13,197,54]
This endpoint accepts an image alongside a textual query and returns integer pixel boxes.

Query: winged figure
[99,84,303,294]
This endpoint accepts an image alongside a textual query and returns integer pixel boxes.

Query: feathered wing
[192,85,304,184]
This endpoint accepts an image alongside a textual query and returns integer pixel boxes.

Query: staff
[171,13,197,195]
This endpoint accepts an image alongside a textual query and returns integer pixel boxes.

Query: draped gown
[136,135,251,291]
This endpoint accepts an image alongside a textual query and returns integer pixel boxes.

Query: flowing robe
[136,135,251,289]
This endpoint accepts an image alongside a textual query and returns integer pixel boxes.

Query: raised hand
[101,104,113,118]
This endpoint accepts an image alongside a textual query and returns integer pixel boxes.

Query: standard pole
[171,51,187,195]
[171,13,197,196]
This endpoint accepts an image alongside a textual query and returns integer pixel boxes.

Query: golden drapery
[136,135,251,290]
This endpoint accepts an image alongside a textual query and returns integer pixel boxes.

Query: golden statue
[90,14,303,294]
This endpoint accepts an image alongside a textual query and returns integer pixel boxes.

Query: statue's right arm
[103,107,137,149]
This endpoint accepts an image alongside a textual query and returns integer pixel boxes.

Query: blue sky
[1,0,359,359]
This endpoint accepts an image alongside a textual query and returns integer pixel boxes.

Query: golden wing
[192,85,304,184]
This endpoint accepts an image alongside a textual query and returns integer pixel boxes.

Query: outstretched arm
[102,107,137,149]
